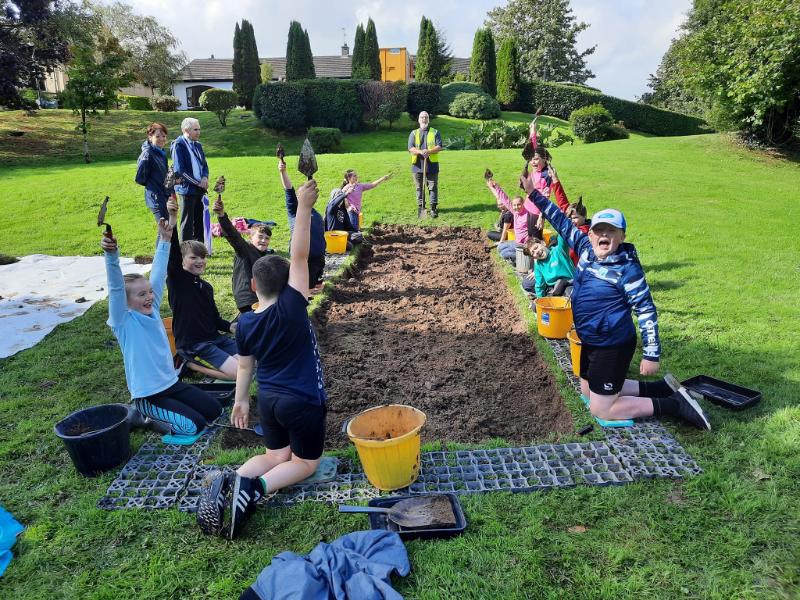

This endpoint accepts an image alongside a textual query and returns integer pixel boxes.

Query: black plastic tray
[366,493,467,540]
[682,375,761,411]
[194,382,236,405]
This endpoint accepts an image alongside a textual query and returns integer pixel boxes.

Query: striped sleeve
[529,190,590,256]
[621,259,661,360]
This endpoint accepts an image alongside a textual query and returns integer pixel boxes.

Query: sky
[112,0,692,100]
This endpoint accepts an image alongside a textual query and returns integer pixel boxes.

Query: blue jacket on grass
[529,191,661,360]
[134,140,169,216]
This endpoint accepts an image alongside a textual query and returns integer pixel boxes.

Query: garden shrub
[302,79,363,132]
[121,95,152,110]
[253,82,306,131]
[606,123,630,140]
[407,82,441,119]
[150,95,180,112]
[569,104,615,143]
[449,92,501,120]
[199,89,238,126]
[438,81,486,114]
[307,127,342,153]
[518,80,706,136]
[358,81,406,129]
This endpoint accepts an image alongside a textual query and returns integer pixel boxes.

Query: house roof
[176,56,353,81]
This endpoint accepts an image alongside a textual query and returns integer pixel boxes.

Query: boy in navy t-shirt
[197,178,326,539]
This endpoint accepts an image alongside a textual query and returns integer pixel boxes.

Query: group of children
[110,133,393,539]
[108,116,711,540]
[486,117,711,431]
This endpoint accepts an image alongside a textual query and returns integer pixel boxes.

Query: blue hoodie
[134,140,168,215]
[530,190,661,360]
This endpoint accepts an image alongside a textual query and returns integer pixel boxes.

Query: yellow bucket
[534,296,573,339]
[347,404,426,491]
[506,229,516,241]
[543,228,554,244]
[567,328,581,377]
[324,231,348,254]
[358,212,364,229]
[162,317,177,356]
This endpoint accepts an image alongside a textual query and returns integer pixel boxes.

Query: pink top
[488,181,541,244]
[528,126,550,197]
[345,182,377,212]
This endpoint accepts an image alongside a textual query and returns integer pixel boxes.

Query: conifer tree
[286,21,315,80]
[364,18,382,80]
[232,22,243,97]
[469,28,496,96]
[237,20,260,109]
[352,24,367,78]
[495,37,520,108]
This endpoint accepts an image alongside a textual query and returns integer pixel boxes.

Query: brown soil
[218,225,572,451]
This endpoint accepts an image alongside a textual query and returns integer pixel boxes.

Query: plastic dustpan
[581,395,634,428]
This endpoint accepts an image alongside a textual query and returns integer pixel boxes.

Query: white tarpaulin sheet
[0,254,150,359]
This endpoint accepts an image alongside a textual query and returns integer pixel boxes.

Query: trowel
[97,196,112,238]
[298,138,318,180]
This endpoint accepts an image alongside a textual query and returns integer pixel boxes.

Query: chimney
[341,44,349,57]
[210,54,215,60]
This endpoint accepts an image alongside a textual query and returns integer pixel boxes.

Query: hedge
[254,82,307,131]
[519,80,707,137]
[150,95,180,112]
[301,79,363,133]
[120,95,152,110]
[407,82,441,119]
[307,127,342,154]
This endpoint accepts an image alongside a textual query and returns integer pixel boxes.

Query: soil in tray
[220,225,573,450]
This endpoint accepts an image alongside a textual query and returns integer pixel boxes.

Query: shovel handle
[338,505,391,515]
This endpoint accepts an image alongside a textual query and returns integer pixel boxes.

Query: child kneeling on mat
[102,218,222,437]
[197,179,327,539]
[522,234,575,298]
[524,177,711,430]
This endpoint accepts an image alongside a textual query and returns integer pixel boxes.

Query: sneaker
[417,207,426,219]
[664,373,711,430]
[196,470,231,536]
[229,474,263,539]
[429,206,438,218]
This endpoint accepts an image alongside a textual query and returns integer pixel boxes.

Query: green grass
[0,107,576,166]
[1,125,799,598]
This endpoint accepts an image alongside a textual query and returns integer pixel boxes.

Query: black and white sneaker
[229,474,263,539]
[664,374,711,431]
[429,206,438,219]
[196,470,231,536]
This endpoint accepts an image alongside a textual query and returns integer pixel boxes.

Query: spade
[339,495,456,528]
[97,196,112,238]
[298,138,318,180]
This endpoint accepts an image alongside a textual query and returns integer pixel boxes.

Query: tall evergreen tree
[414,16,432,83]
[487,0,595,84]
[286,21,315,80]
[364,18,381,80]
[232,22,243,98]
[495,37,520,108]
[352,23,367,78]
[238,20,260,109]
[469,28,496,96]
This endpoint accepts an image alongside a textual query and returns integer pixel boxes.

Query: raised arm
[166,198,183,276]
[213,198,251,258]
[486,179,511,211]
[150,218,174,313]
[524,179,589,255]
[369,173,393,187]
[102,234,127,328]
[287,180,319,297]
[548,167,571,214]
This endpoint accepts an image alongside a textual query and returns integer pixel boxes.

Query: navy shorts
[258,391,326,460]
[579,336,637,396]
[182,334,238,369]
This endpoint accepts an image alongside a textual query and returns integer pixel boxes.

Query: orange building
[379,48,412,82]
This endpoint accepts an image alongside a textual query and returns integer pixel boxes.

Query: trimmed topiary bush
[407,82,441,119]
[519,80,707,136]
[254,82,307,131]
[121,95,151,110]
[438,81,486,114]
[150,95,180,112]
[199,88,238,126]
[302,79,363,132]
[569,104,616,143]
[307,127,342,153]
[449,92,501,120]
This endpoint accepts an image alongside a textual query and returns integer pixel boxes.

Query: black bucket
[54,404,131,476]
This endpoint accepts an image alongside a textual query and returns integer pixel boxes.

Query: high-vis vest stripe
[411,128,439,164]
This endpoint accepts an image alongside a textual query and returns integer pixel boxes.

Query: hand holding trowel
[519,107,542,190]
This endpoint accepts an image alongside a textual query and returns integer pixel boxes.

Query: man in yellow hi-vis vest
[408,111,442,218]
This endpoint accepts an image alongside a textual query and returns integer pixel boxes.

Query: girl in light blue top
[102,214,221,435]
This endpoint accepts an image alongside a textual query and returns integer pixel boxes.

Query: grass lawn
[1,119,799,598]
[0,108,580,166]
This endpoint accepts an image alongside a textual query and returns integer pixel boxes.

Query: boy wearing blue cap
[523,178,710,429]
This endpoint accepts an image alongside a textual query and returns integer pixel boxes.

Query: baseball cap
[590,208,626,231]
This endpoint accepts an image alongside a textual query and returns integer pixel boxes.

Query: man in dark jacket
[171,117,209,242]
[213,197,275,313]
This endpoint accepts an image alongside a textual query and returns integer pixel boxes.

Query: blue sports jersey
[236,285,327,405]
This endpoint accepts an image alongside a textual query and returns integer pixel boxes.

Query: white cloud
[114,0,690,99]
